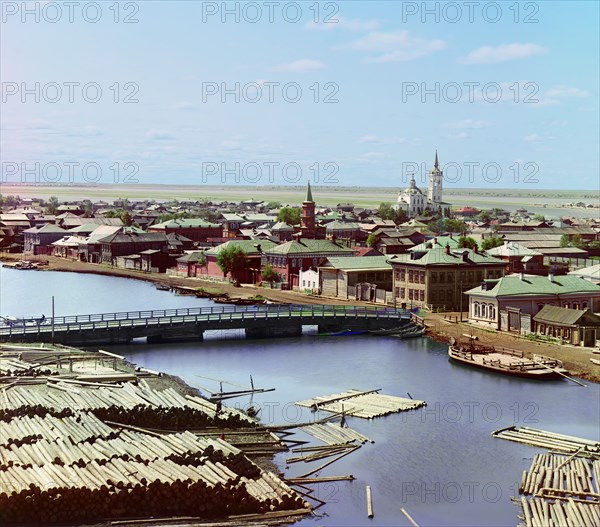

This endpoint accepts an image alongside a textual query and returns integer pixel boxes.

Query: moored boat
[448,338,568,380]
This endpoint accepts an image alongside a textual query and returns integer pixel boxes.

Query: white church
[396,151,452,217]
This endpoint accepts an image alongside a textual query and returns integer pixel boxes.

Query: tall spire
[434,150,439,169]
[306,181,313,202]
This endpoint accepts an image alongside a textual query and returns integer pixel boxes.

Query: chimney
[434,237,438,245]
[445,244,451,255]
[473,243,478,254]
[548,273,554,283]
[462,250,469,262]
[256,243,262,253]
[520,272,525,280]
[449,233,453,239]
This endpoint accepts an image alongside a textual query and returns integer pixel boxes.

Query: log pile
[0,380,255,430]
[493,426,600,459]
[301,422,371,445]
[519,496,600,526]
[519,453,600,498]
[296,388,426,419]
[0,410,309,524]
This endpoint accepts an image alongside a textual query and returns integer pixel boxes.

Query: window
[302,280,306,287]
[439,290,445,301]
[409,289,413,300]
[439,273,445,284]
[447,273,453,283]
[573,302,580,310]
[431,272,437,284]
[474,302,480,317]
[482,304,487,318]
[420,290,424,301]
[400,287,405,298]
[431,290,437,301]
[420,272,425,284]
[408,270,414,283]
[292,259,297,268]
[395,287,400,297]
[582,302,588,310]
[400,269,406,281]
[563,302,570,308]
[447,290,453,301]
[537,303,544,312]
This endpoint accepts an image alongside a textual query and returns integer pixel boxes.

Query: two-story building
[98,232,169,265]
[388,246,505,311]
[465,273,600,334]
[262,238,354,289]
[23,224,69,254]
[149,218,223,243]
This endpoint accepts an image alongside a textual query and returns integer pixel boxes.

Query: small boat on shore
[391,326,426,339]
[448,338,568,380]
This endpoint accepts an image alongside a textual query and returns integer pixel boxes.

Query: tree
[261,264,278,285]
[377,202,395,221]
[366,233,377,247]
[477,210,492,222]
[481,236,504,251]
[83,201,93,218]
[266,201,282,210]
[121,211,133,226]
[277,207,301,225]
[458,236,478,249]
[571,234,585,249]
[217,246,249,282]
[533,214,546,222]
[560,234,570,248]
[46,196,59,215]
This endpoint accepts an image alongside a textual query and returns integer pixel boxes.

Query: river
[2,266,599,527]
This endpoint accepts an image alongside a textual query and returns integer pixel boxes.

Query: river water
[1,266,599,527]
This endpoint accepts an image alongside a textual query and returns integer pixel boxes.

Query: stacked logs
[0,381,254,430]
[519,453,600,497]
[0,412,308,524]
[516,453,600,527]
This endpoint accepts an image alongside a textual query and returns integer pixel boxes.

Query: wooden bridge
[0,305,411,345]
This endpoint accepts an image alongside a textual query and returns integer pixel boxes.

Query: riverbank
[2,254,599,383]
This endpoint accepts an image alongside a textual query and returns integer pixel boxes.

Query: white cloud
[461,43,548,65]
[443,119,492,129]
[360,152,390,160]
[524,133,542,142]
[448,132,469,139]
[359,135,405,145]
[531,98,560,108]
[145,129,174,141]
[173,101,194,110]
[305,17,380,32]
[348,30,446,63]
[546,85,590,98]
[272,59,326,72]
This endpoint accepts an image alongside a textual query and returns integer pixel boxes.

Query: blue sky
[1,1,598,189]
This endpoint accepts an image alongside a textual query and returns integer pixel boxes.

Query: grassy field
[1,184,598,217]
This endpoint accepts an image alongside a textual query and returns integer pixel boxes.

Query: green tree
[458,236,478,249]
[533,214,546,222]
[261,264,278,285]
[477,210,492,222]
[46,196,59,215]
[571,234,585,249]
[121,211,133,226]
[217,246,250,282]
[277,207,301,225]
[560,234,570,248]
[366,233,377,247]
[377,202,395,221]
[481,236,504,251]
[266,201,282,210]
[83,201,93,218]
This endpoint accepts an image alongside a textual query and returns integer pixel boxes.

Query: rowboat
[448,338,568,380]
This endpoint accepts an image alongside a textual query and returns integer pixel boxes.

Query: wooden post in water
[366,485,374,518]
[401,507,420,527]
[51,295,55,344]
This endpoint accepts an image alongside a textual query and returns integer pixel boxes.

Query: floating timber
[516,453,600,527]
[295,388,426,419]
[300,422,371,445]
[492,426,600,459]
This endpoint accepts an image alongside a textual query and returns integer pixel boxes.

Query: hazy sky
[1,1,599,190]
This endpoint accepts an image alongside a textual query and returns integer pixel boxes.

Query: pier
[0,305,409,345]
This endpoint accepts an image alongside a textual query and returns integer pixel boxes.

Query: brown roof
[533,305,600,327]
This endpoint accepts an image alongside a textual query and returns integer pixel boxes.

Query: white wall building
[396,151,452,217]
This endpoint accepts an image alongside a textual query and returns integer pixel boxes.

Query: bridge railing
[0,304,410,337]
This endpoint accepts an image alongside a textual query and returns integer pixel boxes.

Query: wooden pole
[529,357,587,387]
[51,296,55,344]
[400,507,420,527]
[366,485,373,518]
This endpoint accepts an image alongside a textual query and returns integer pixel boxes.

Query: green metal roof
[466,274,600,298]
[410,236,461,252]
[264,239,354,256]
[205,239,277,256]
[152,218,221,229]
[389,247,502,267]
[533,305,600,326]
[321,256,392,270]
